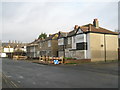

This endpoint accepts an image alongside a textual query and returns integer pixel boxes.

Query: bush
[64,57,76,60]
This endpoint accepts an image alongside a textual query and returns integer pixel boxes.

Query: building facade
[58,19,118,61]
[27,19,118,61]
[26,39,40,58]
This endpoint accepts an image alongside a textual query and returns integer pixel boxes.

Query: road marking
[3,74,16,88]
[19,76,24,79]
[17,81,21,83]
[2,73,19,88]
[7,76,12,78]
[11,81,18,87]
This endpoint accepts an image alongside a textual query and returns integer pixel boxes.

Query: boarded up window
[76,42,87,50]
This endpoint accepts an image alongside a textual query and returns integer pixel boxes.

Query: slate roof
[67,29,77,37]
[2,43,9,47]
[27,39,40,46]
[45,33,58,41]
[2,42,27,48]
[58,31,68,38]
[45,31,69,40]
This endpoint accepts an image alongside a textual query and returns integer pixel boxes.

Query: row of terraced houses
[26,19,119,62]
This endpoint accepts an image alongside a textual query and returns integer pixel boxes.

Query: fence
[13,55,27,60]
[39,56,64,64]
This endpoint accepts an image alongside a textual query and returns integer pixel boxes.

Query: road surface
[2,58,118,88]
[0,58,2,89]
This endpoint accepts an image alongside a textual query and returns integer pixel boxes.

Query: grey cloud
[2,2,118,42]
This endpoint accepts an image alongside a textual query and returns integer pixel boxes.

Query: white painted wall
[0,53,7,57]
[72,36,76,49]
[4,48,14,53]
[86,33,91,59]
[76,34,84,43]
[72,34,86,49]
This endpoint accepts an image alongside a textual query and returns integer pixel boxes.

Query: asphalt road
[0,58,2,89]
[2,58,118,88]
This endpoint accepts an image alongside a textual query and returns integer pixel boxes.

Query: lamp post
[17,45,18,56]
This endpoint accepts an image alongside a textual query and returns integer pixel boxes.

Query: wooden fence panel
[39,56,64,64]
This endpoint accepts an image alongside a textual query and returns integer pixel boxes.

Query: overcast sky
[1,0,119,43]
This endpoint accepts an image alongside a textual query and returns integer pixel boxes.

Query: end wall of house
[90,33,118,62]
[105,34,118,60]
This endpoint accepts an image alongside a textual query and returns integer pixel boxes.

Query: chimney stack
[49,34,52,37]
[74,25,79,30]
[93,19,99,28]
[89,24,92,31]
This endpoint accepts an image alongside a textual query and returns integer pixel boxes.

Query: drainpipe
[63,38,65,58]
[104,34,106,62]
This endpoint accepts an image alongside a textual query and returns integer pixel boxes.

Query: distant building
[0,41,27,58]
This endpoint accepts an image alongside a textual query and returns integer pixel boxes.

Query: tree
[38,33,47,39]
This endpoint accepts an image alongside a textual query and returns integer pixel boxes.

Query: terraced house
[58,19,119,62]
[27,39,40,59]
[38,31,68,57]
[27,31,69,58]
[39,33,59,57]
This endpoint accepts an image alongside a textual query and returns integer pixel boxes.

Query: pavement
[2,58,118,88]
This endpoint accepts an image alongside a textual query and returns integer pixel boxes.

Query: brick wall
[65,49,85,59]
[58,51,64,57]
[51,40,58,57]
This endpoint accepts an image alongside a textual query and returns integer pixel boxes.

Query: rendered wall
[105,35,118,60]
[90,33,118,61]
[90,33,105,61]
